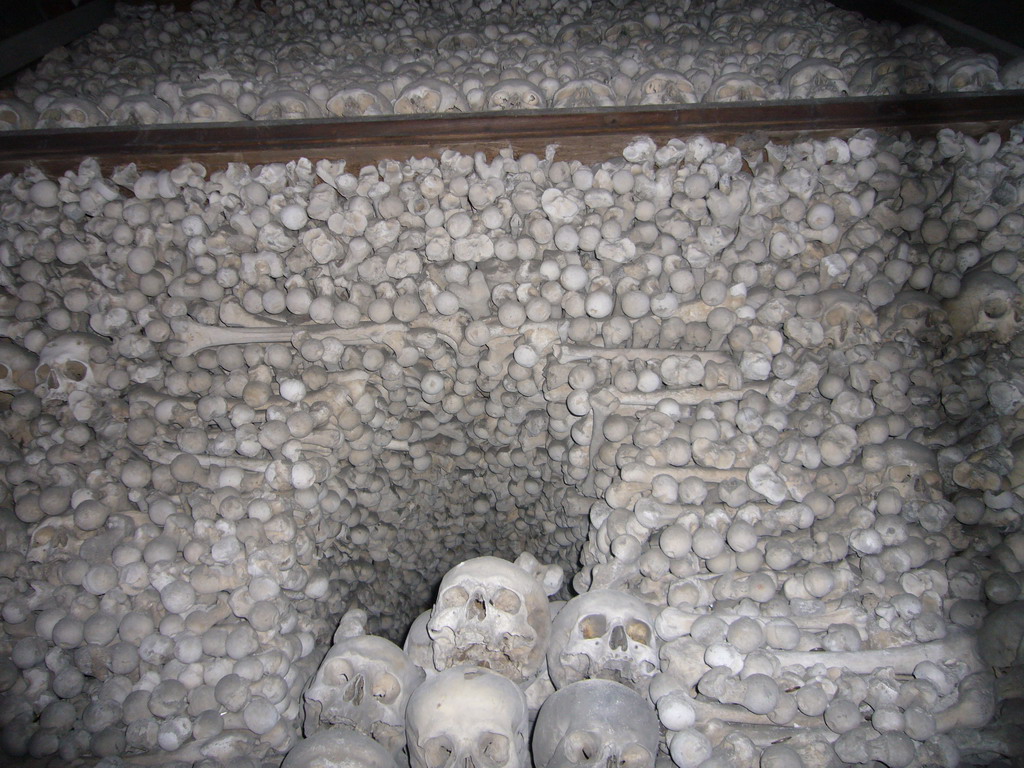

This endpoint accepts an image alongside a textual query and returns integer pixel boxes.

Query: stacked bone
[1,123,1024,766]
[2,0,1022,131]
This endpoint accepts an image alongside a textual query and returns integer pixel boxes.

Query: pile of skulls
[0,120,1023,767]
[2,0,1023,130]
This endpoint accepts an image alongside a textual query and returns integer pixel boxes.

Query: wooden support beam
[0,91,1022,175]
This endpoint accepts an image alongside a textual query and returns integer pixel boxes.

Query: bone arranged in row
[2,0,1022,130]
[1,121,1024,766]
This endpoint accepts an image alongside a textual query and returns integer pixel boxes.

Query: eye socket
[423,736,454,768]
[65,361,88,382]
[621,745,652,768]
[626,620,652,646]
[325,659,353,686]
[983,298,1008,320]
[579,614,607,640]
[479,732,510,766]
[439,585,469,609]
[372,672,400,704]
[491,588,521,614]
[564,730,601,764]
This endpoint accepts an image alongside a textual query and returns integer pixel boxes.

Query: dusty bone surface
[0,0,1017,132]
[1,122,1024,768]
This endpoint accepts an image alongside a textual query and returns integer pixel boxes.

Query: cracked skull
[406,666,529,768]
[427,556,551,685]
[303,634,425,756]
[532,679,660,768]
[546,590,659,695]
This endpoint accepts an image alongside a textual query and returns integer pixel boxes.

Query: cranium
[935,53,1000,92]
[107,95,174,125]
[303,634,425,756]
[253,89,326,120]
[282,729,397,768]
[173,94,245,123]
[0,98,38,130]
[36,96,104,129]
[485,79,546,111]
[862,440,943,504]
[851,57,932,96]
[783,59,849,99]
[35,332,110,407]
[626,70,698,105]
[1002,56,1024,89]
[878,291,952,346]
[326,87,393,117]
[532,680,659,768]
[944,269,1023,342]
[427,556,551,685]
[406,666,529,768]
[393,78,468,115]
[817,289,880,347]
[551,80,616,109]
[704,74,768,103]
[546,590,659,696]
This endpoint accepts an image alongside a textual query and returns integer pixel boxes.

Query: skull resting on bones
[427,556,551,685]
[303,634,425,756]
[35,332,110,401]
[944,269,1023,343]
[546,590,659,695]
[532,679,660,768]
[405,665,529,768]
[282,728,397,768]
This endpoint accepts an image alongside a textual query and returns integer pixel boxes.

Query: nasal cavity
[348,675,365,707]
[468,597,486,621]
[610,625,627,651]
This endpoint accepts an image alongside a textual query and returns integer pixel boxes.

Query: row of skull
[297,555,662,767]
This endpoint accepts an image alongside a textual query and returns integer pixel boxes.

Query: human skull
[35,332,109,408]
[303,634,425,756]
[551,80,616,109]
[547,590,659,695]
[107,95,174,125]
[944,269,1023,343]
[173,94,245,123]
[862,440,943,504]
[282,729,398,768]
[326,87,393,117]
[427,556,551,685]
[36,96,104,129]
[0,341,38,393]
[783,59,849,99]
[405,666,529,768]
[817,289,880,347]
[485,79,547,111]
[0,98,37,130]
[626,70,698,105]
[878,291,952,346]
[935,53,1000,92]
[704,74,769,103]
[393,78,469,114]
[532,680,659,768]
[253,89,326,120]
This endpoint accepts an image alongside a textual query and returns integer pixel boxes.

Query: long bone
[771,631,982,676]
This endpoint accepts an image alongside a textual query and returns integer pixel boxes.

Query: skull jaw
[432,632,540,685]
[557,651,657,693]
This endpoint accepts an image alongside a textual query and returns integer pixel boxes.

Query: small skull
[878,291,952,346]
[427,556,551,685]
[406,666,529,768]
[303,634,425,756]
[817,289,880,347]
[783,59,849,99]
[0,341,39,393]
[282,729,397,768]
[485,79,547,111]
[532,679,660,768]
[547,590,659,696]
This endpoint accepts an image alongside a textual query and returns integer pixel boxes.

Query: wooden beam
[1,91,1022,175]
[0,0,113,80]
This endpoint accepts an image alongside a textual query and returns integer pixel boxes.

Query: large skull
[427,556,551,685]
[35,333,110,417]
[303,635,425,756]
[406,666,529,768]
[547,590,659,695]
[283,729,397,768]
[944,269,1023,343]
[532,680,659,768]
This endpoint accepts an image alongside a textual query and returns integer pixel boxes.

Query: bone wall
[2,123,1024,766]
[1,0,1021,130]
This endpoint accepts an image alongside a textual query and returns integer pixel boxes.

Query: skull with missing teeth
[406,666,529,768]
[532,679,660,768]
[303,634,425,756]
[427,556,550,685]
[546,590,659,695]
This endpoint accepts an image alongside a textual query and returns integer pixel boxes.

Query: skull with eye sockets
[406,665,529,768]
[532,679,659,768]
[303,634,425,757]
[283,729,398,768]
[427,556,551,685]
[546,590,659,696]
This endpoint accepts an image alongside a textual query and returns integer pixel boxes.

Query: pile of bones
[2,0,1024,130]
[4,65,1024,765]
